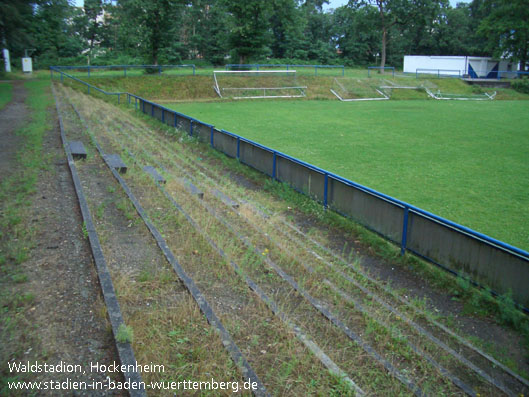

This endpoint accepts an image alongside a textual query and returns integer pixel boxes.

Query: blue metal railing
[51,66,529,310]
[225,63,345,76]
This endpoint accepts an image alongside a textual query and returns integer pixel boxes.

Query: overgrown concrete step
[106,154,127,174]
[180,178,203,199]
[69,141,87,160]
[213,188,239,209]
[143,166,166,184]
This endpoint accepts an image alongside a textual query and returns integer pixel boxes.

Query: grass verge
[0,82,12,110]
[0,79,52,394]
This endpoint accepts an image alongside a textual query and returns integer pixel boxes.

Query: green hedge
[511,77,529,94]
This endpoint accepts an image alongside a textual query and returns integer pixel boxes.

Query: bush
[511,77,529,94]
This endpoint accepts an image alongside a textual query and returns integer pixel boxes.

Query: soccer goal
[424,88,497,101]
[377,79,496,101]
[330,78,389,101]
[213,70,307,99]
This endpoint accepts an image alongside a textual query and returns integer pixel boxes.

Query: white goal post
[213,70,307,99]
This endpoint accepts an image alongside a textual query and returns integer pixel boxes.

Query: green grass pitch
[167,99,529,251]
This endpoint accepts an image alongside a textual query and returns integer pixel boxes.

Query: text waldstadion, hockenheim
[8,361,165,374]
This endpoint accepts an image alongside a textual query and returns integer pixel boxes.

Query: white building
[403,55,517,79]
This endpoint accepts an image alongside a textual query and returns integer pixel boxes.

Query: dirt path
[0,82,122,395]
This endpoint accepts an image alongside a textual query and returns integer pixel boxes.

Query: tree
[433,3,487,56]
[116,0,185,65]
[83,0,104,64]
[269,0,306,59]
[333,4,379,65]
[0,0,35,57]
[478,0,529,71]
[301,0,336,62]
[182,0,230,64]
[32,0,85,65]
[349,0,440,68]
[223,0,272,64]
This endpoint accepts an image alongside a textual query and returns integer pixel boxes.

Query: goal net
[330,78,389,101]
[213,70,307,99]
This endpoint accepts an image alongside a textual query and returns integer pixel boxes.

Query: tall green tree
[32,0,85,64]
[434,3,488,56]
[478,0,529,71]
[301,0,336,62]
[82,0,104,64]
[0,0,35,57]
[116,0,185,65]
[333,4,379,65]
[182,0,230,64]
[269,0,306,59]
[223,0,272,64]
[349,0,441,68]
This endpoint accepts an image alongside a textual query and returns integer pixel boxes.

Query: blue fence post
[151,103,154,116]
[118,93,120,104]
[174,112,177,128]
[342,66,345,77]
[158,66,162,75]
[236,137,240,160]
[162,108,165,123]
[400,206,410,255]
[210,126,214,147]
[60,73,64,82]
[193,65,196,76]
[272,152,277,179]
[142,100,145,113]
[135,98,138,110]
[315,66,318,76]
[88,66,90,78]
[323,173,329,208]
[124,67,127,77]
[127,94,131,105]
[189,120,193,136]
